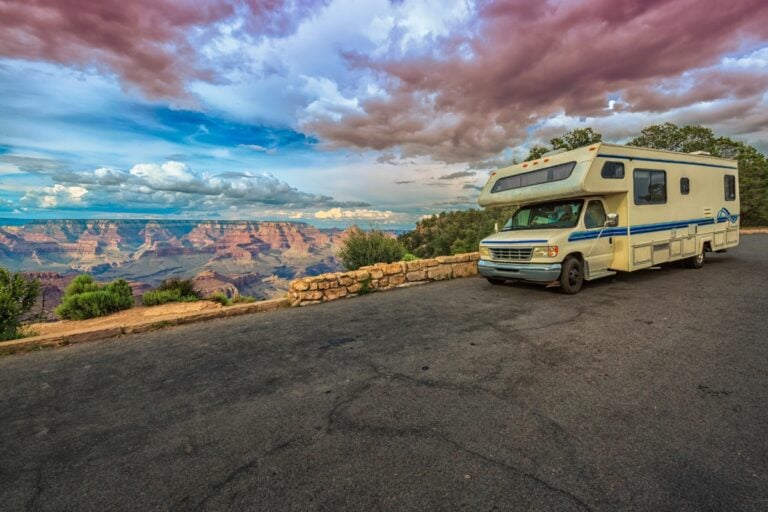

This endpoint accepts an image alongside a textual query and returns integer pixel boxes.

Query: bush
[0,268,41,341]
[142,278,200,306]
[155,278,200,299]
[55,275,134,320]
[402,253,418,261]
[338,226,406,270]
[209,292,231,306]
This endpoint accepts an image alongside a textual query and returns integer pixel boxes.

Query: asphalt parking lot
[1,235,766,511]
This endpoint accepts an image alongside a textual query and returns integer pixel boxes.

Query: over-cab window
[724,175,736,201]
[634,169,667,205]
[491,162,576,193]
[601,161,624,179]
[680,177,690,195]
[584,201,607,229]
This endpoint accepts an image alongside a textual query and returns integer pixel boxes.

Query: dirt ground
[25,300,226,337]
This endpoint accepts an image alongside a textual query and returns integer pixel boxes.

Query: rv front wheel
[559,256,583,294]
[685,248,705,269]
[486,277,505,285]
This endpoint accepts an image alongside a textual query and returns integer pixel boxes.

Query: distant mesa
[3,219,347,318]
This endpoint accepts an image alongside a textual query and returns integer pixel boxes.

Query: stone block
[427,265,452,280]
[422,258,439,267]
[451,262,477,278]
[467,252,481,261]
[382,262,404,275]
[323,287,348,301]
[389,274,406,286]
[347,282,362,294]
[292,279,309,291]
[405,260,422,271]
[302,290,323,301]
[369,269,384,279]
[317,281,330,290]
[406,270,427,282]
[453,253,471,263]
[338,276,354,286]
[354,270,370,282]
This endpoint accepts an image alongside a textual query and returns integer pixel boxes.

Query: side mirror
[494,222,499,233]
[604,213,619,227]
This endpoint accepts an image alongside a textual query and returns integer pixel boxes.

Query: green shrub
[209,292,231,306]
[402,253,418,261]
[0,268,41,341]
[155,278,200,299]
[338,226,406,270]
[142,278,200,306]
[142,289,194,306]
[55,275,134,320]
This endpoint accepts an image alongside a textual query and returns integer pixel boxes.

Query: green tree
[525,128,603,161]
[338,226,406,270]
[399,207,515,258]
[0,268,41,341]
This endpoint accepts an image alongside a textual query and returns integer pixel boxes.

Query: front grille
[489,247,533,261]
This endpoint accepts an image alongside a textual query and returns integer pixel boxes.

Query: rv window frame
[491,161,576,194]
[724,174,736,201]
[601,161,624,179]
[633,169,667,205]
[680,177,690,195]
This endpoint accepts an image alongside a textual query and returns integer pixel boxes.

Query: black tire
[486,277,505,285]
[559,256,584,294]
[685,246,705,269]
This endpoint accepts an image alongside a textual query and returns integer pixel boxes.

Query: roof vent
[542,148,568,157]
[689,151,711,156]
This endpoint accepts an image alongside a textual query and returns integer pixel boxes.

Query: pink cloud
[0,0,326,98]
[307,0,768,162]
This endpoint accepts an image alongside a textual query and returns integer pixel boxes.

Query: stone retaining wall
[288,252,480,306]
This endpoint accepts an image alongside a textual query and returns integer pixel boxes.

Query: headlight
[532,245,558,258]
[479,246,490,258]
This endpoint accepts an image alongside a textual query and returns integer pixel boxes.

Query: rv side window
[491,162,576,193]
[601,161,624,179]
[680,177,690,195]
[634,169,667,204]
[724,175,736,201]
[584,201,607,229]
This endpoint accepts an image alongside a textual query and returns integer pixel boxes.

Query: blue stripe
[597,153,737,170]
[568,214,739,241]
[483,239,548,244]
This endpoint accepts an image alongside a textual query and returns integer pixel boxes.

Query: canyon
[0,220,347,317]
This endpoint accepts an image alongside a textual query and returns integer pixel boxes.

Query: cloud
[313,207,405,222]
[438,170,475,180]
[12,159,368,213]
[394,180,414,184]
[238,144,277,154]
[23,184,88,208]
[0,0,329,99]
[304,0,768,162]
[462,184,482,191]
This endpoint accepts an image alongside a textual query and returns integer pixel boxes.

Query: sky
[1,0,768,229]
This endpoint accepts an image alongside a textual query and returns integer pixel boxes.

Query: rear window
[724,175,736,201]
[491,162,576,193]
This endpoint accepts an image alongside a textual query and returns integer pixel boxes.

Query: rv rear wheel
[685,247,705,269]
[486,277,505,285]
[559,256,583,294]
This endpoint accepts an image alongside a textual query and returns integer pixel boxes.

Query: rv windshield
[502,199,584,230]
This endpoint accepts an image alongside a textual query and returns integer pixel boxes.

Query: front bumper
[478,259,562,282]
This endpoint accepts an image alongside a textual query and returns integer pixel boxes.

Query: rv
[477,143,740,293]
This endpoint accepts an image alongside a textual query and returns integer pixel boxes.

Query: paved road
[2,236,767,511]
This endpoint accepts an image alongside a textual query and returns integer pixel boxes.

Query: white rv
[477,143,740,293]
